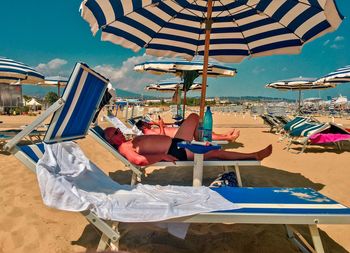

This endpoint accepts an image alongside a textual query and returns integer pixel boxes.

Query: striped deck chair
[260,114,283,133]
[286,122,327,153]
[4,62,109,151]
[11,142,350,253]
[89,124,261,186]
[287,122,350,154]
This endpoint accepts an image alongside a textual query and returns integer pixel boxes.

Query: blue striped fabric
[134,61,236,77]
[19,143,45,163]
[316,65,350,84]
[290,122,325,137]
[80,0,343,62]
[283,116,307,131]
[0,57,44,84]
[212,187,350,214]
[44,63,109,143]
[146,81,202,92]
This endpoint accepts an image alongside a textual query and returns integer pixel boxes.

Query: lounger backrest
[44,63,109,143]
[290,123,327,137]
[283,116,307,131]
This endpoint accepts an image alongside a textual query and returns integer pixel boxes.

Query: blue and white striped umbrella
[0,57,44,84]
[266,77,335,90]
[145,80,202,92]
[315,65,350,84]
[80,1,343,63]
[266,77,335,112]
[80,0,343,118]
[134,61,236,77]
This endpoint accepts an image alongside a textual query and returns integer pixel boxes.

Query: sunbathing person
[135,114,240,142]
[104,113,272,166]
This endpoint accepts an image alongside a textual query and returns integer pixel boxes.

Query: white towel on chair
[36,142,238,224]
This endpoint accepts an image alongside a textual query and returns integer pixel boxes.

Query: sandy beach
[1,110,350,253]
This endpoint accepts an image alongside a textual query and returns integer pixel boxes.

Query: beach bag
[209,172,238,188]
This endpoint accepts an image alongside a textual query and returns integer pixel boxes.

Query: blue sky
[1,0,349,100]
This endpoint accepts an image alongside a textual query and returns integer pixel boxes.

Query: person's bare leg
[186,145,272,161]
[174,113,199,141]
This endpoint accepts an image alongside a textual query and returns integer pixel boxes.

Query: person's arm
[119,143,177,166]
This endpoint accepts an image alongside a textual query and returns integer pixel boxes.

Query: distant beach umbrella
[266,77,335,112]
[81,0,343,119]
[315,65,350,84]
[38,76,69,96]
[0,57,44,84]
[135,60,235,117]
[145,81,202,93]
[135,61,236,77]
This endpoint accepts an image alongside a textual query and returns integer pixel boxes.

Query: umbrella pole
[183,89,187,118]
[199,0,213,120]
[298,89,301,113]
[58,82,61,97]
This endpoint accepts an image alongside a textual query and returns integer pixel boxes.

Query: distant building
[0,84,23,112]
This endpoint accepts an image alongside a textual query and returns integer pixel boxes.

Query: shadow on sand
[73,165,348,253]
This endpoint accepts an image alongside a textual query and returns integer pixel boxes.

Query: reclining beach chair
[89,123,261,186]
[103,113,142,136]
[5,63,350,253]
[260,114,282,133]
[287,122,350,154]
[4,62,109,152]
[11,141,350,253]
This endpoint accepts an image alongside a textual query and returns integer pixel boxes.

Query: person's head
[135,120,151,131]
[104,127,126,148]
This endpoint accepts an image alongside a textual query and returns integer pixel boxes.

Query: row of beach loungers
[2,62,350,252]
[261,114,350,153]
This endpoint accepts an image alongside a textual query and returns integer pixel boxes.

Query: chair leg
[131,172,138,186]
[309,225,325,253]
[234,165,243,187]
[285,225,310,253]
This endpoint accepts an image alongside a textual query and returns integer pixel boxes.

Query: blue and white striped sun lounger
[13,142,350,253]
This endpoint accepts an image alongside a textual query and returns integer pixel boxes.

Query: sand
[1,109,350,253]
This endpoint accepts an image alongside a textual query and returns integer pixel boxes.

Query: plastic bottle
[203,106,213,142]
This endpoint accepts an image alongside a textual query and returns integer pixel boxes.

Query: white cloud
[324,36,345,49]
[35,58,68,76]
[323,39,330,46]
[252,66,265,74]
[93,54,170,92]
[334,36,344,42]
[330,44,343,49]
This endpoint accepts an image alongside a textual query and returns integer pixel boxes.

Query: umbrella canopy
[266,77,335,112]
[315,65,350,84]
[80,0,343,119]
[38,76,69,96]
[145,81,202,92]
[134,61,236,77]
[0,57,44,84]
[266,77,336,90]
[40,76,69,87]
